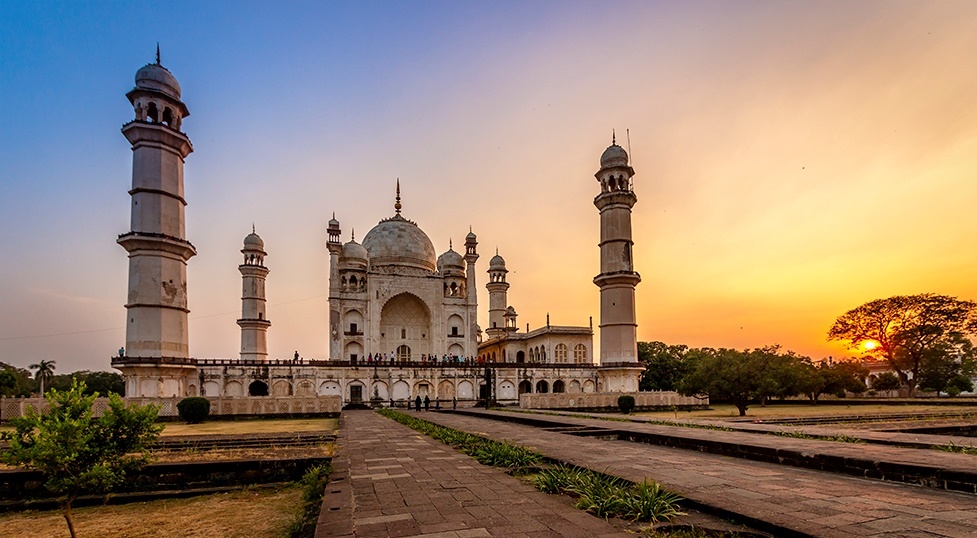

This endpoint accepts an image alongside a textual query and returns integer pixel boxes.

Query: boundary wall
[519,391,707,411]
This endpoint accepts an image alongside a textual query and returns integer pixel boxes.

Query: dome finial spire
[351,228,355,242]
[612,129,616,145]
[394,178,402,215]
[449,238,453,250]
[252,222,255,234]
[156,43,161,65]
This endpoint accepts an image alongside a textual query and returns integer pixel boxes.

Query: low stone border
[0,456,330,509]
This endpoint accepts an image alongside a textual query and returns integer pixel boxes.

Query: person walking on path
[424,395,431,411]
[415,395,422,411]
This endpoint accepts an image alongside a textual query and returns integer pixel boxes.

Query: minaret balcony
[593,271,641,288]
[117,231,197,260]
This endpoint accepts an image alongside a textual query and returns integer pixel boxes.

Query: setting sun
[863,340,879,351]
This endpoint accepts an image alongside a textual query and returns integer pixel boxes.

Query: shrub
[177,396,211,424]
[618,395,636,414]
[287,463,332,538]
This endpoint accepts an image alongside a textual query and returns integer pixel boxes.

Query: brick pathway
[421,411,977,538]
[316,410,631,537]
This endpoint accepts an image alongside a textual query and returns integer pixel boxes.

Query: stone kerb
[518,391,706,410]
[0,395,342,421]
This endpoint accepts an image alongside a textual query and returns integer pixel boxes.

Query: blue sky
[3,1,977,372]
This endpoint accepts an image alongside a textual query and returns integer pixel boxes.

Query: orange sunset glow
[3,2,977,372]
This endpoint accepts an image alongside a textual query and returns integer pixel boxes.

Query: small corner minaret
[593,132,641,369]
[325,213,342,359]
[464,226,479,303]
[485,250,509,340]
[238,228,271,361]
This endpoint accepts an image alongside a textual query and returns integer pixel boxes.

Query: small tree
[1,380,161,538]
[677,347,773,416]
[872,371,902,395]
[0,369,17,415]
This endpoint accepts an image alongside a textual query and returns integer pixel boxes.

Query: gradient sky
[3,1,977,373]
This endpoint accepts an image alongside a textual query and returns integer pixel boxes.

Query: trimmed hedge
[617,395,635,414]
[176,397,211,424]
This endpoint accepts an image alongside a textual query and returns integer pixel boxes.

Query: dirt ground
[159,417,338,437]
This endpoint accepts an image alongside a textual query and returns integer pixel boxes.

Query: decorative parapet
[1,395,342,421]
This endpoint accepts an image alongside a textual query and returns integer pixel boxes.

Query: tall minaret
[238,229,271,361]
[485,251,509,340]
[115,52,196,397]
[593,133,642,389]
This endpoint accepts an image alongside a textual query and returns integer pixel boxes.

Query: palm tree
[29,360,56,396]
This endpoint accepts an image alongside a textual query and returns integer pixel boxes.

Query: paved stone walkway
[422,411,977,538]
[457,409,977,490]
[316,410,631,537]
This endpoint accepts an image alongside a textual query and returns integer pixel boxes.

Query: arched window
[162,107,173,126]
[555,344,568,364]
[396,344,411,362]
[574,344,588,363]
[248,380,269,397]
[553,380,566,393]
[147,102,159,123]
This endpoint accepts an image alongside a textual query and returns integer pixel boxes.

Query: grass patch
[937,441,977,455]
[770,430,865,444]
[0,486,302,538]
[159,417,338,437]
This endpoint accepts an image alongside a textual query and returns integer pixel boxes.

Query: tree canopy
[676,347,780,416]
[828,293,977,394]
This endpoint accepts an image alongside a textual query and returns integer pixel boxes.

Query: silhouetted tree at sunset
[828,294,977,396]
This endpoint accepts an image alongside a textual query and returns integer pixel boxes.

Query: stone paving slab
[422,410,977,538]
[316,411,632,538]
[457,409,977,493]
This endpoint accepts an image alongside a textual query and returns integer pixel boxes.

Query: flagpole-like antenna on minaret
[156,43,161,65]
[626,128,632,164]
[394,178,402,216]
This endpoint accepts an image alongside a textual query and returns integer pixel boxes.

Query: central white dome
[362,216,437,272]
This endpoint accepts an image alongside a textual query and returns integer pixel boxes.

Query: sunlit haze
[3,1,977,372]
